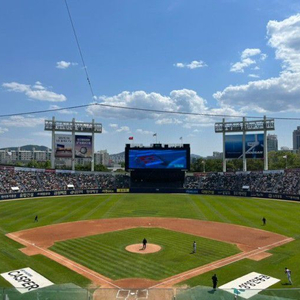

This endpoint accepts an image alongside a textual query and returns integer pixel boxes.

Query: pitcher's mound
[125,243,161,254]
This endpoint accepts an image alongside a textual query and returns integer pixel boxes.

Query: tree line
[190,151,300,172]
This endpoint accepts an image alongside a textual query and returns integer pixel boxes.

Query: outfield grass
[50,228,240,280]
[0,194,299,289]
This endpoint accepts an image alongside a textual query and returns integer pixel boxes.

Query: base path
[7,217,293,289]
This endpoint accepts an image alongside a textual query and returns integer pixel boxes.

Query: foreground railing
[1,284,300,300]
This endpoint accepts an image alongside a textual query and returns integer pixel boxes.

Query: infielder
[285,267,292,284]
[193,241,196,253]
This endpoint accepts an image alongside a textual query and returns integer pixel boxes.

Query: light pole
[202,160,206,173]
[283,155,288,169]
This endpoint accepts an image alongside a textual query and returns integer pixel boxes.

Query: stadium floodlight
[215,116,275,172]
[45,117,102,171]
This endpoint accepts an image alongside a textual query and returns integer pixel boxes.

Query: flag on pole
[180,137,183,140]
[283,155,287,159]
[128,137,134,140]
[153,133,157,137]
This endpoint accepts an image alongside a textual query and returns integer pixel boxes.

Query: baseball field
[1,193,300,299]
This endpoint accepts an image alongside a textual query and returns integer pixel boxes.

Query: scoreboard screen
[125,146,190,170]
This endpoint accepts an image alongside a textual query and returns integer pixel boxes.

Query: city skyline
[1,1,300,155]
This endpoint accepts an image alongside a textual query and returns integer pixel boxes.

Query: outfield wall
[1,187,300,202]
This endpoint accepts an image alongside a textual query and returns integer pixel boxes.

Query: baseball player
[285,267,292,284]
[193,241,196,253]
[142,238,147,250]
[34,215,38,222]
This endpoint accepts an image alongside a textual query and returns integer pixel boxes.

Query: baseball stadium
[1,144,300,300]
[2,1,300,299]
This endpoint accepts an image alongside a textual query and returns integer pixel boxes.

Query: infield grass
[0,194,300,289]
[50,227,240,280]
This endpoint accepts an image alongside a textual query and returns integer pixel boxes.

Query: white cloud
[116,126,130,133]
[136,129,154,135]
[155,118,182,125]
[175,63,184,68]
[33,131,51,137]
[260,53,268,61]
[230,58,256,73]
[0,127,8,134]
[109,123,118,128]
[49,105,77,115]
[174,60,207,69]
[248,74,260,78]
[56,61,78,69]
[0,116,45,128]
[215,14,300,112]
[230,48,266,73]
[241,48,261,59]
[87,89,241,127]
[2,82,66,102]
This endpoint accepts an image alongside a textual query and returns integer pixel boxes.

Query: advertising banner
[225,134,264,159]
[75,135,93,158]
[55,134,72,158]
[219,272,280,299]
[1,268,53,294]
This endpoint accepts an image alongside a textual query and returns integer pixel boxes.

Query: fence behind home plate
[1,285,300,300]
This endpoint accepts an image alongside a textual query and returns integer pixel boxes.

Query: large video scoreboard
[125,144,190,171]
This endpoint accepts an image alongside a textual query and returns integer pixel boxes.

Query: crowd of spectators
[0,170,130,193]
[185,171,300,195]
[2,169,300,196]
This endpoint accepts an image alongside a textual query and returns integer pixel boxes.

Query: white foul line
[9,234,121,289]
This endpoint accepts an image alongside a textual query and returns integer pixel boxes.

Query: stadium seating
[1,169,300,196]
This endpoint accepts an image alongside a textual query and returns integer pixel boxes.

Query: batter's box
[137,289,148,299]
[116,289,149,299]
[116,289,130,299]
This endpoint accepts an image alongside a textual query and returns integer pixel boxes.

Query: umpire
[212,274,218,290]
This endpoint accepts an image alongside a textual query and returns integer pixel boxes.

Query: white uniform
[193,241,196,253]
[285,268,292,284]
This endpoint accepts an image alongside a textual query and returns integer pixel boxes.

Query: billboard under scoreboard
[125,145,190,171]
[55,134,72,158]
[75,135,93,158]
[225,134,264,159]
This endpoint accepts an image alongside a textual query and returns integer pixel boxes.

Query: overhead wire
[64,0,95,99]
[1,1,299,122]
[1,102,300,121]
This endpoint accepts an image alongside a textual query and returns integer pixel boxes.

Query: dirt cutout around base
[247,252,273,261]
[125,244,161,254]
[7,217,293,289]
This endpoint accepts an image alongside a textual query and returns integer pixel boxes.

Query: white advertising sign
[1,268,53,294]
[219,272,280,299]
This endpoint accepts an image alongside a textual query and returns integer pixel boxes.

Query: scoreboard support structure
[215,116,275,172]
[45,117,102,171]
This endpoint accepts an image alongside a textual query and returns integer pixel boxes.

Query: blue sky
[1,0,300,155]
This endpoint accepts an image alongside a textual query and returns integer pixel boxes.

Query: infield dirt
[7,217,293,289]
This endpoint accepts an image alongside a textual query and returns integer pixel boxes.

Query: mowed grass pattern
[0,194,299,288]
[50,228,240,280]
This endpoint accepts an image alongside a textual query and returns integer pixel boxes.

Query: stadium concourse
[1,167,300,196]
